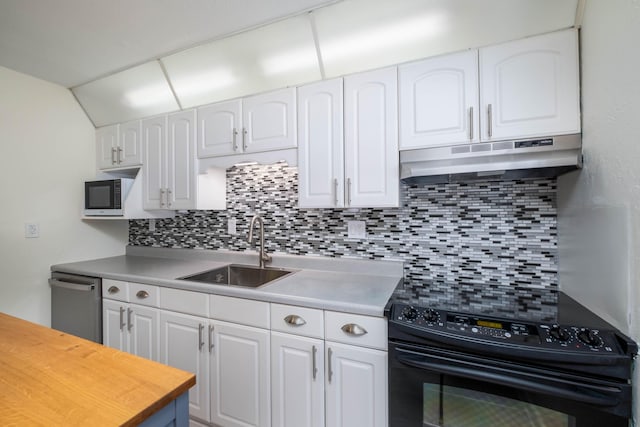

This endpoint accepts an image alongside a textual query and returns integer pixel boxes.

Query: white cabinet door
[142,116,167,210]
[243,87,297,153]
[96,124,119,170]
[480,29,580,140]
[399,50,479,148]
[160,311,210,423]
[325,342,388,427]
[197,99,242,158]
[103,299,127,352]
[211,320,270,427]
[297,78,344,208]
[128,304,160,362]
[271,332,325,427]
[344,67,399,208]
[118,120,143,167]
[167,110,196,210]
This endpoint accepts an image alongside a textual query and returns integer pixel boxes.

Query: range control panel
[391,303,621,354]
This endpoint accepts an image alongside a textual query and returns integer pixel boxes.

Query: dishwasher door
[50,272,102,343]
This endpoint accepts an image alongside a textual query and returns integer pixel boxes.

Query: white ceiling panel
[0,0,337,88]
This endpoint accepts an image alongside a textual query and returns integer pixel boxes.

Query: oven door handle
[395,348,622,408]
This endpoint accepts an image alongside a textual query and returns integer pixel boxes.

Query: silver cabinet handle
[119,306,126,330]
[312,345,318,380]
[242,127,248,151]
[117,147,123,164]
[209,325,215,353]
[487,104,493,138]
[159,189,165,207]
[232,128,238,151]
[108,285,120,294]
[166,188,172,208]
[111,147,117,165]
[136,290,149,299]
[284,314,306,327]
[468,106,474,140]
[341,323,368,336]
[327,347,333,383]
[198,323,205,351]
[127,308,133,331]
[346,178,352,206]
[333,179,338,206]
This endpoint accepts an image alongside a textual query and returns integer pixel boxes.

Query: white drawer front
[102,279,129,302]
[160,287,209,317]
[325,311,387,350]
[270,303,324,339]
[128,282,160,307]
[210,295,270,329]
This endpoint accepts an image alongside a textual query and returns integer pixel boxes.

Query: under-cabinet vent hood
[400,134,582,184]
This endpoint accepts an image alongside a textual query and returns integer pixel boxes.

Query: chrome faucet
[248,214,272,268]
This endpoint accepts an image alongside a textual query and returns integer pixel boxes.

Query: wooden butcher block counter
[0,312,195,426]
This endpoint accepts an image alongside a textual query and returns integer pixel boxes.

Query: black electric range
[385,288,637,427]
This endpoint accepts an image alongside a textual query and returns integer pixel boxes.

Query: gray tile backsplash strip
[129,163,558,311]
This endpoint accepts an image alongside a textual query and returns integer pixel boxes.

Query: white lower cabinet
[271,332,325,427]
[159,310,211,422]
[325,342,387,427]
[211,320,270,427]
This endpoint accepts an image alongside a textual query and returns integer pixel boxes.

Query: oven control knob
[402,307,418,321]
[577,328,603,347]
[549,325,570,342]
[423,309,439,323]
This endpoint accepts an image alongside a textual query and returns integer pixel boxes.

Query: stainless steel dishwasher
[49,271,102,343]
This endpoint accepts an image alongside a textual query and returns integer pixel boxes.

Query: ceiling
[0,0,580,127]
[0,0,337,88]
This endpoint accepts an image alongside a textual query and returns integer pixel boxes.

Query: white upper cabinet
[480,29,580,140]
[142,115,168,210]
[96,124,119,170]
[399,50,479,149]
[242,87,297,153]
[167,110,197,210]
[197,99,242,158]
[118,120,143,167]
[297,78,345,208]
[344,67,399,208]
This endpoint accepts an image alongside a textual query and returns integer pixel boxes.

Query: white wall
[557,0,640,419]
[0,66,128,326]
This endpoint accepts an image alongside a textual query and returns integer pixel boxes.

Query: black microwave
[84,178,133,216]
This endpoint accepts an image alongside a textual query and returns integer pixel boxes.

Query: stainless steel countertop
[51,247,404,317]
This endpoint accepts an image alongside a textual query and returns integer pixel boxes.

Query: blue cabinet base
[138,391,189,427]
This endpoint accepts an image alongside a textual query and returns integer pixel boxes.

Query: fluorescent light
[260,47,319,76]
[123,84,175,109]
[321,13,447,62]
[171,69,237,97]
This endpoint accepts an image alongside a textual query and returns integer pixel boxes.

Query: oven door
[389,342,632,427]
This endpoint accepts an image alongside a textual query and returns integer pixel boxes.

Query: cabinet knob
[284,314,306,326]
[108,286,120,294]
[136,290,149,299]
[341,323,367,336]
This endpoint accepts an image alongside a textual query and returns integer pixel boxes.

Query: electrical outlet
[228,218,237,235]
[148,219,156,232]
[25,223,40,238]
[347,220,366,239]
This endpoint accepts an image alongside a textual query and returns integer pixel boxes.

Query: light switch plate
[25,223,40,238]
[228,218,237,235]
[347,220,366,239]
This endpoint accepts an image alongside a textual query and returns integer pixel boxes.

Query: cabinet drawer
[160,287,209,317]
[128,282,159,307]
[102,279,129,302]
[325,311,387,350]
[210,295,270,329]
[270,303,324,339]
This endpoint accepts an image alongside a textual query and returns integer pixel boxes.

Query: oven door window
[423,383,569,427]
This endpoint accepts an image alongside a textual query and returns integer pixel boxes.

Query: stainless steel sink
[178,264,293,288]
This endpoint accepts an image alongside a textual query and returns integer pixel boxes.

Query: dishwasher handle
[49,278,95,292]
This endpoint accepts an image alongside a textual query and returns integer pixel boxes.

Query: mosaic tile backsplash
[130,163,559,317]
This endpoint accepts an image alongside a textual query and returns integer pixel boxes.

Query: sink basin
[178,264,293,288]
